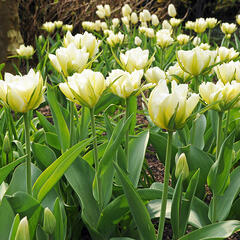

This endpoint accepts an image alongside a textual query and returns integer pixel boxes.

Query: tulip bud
[156,30,174,48]
[96,5,105,19]
[193,18,207,33]
[221,23,237,35]
[145,67,166,84]
[3,133,11,154]
[122,4,132,17]
[43,207,56,235]
[121,16,129,26]
[62,24,73,32]
[168,4,177,18]
[104,4,111,17]
[107,32,124,47]
[151,14,159,26]
[134,36,142,46]
[177,34,190,45]
[101,22,108,31]
[42,21,55,33]
[143,9,151,22]
[131,12,138,25]
[162,20,172,31]
[15,217,30,240]
[170,18,182,27]
[192,36,201,46]
[185,21,195,30]
[54,20,63,29]
[214,61,237,84]
[199,43,210,50]
[175,153,189,180]
[112,18,120,28]
[206,18,218,29]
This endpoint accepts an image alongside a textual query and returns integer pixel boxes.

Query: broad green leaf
[6,191,42,240]
[180,145,213,198]
[171,174,183,239]
[8,214,20,240]
[190,114,206,150]
[36,225,48,240]
[179,220,240,240]
[208,132,235,197]
[0,156,25,185]
[65,158,102,239]
[179,169,200,236]
[32,139,91,201]
[128,130,149,187]
[110,238,135,240]
[78,106,90,141]
[150,131,178,169]
[45,132,61,150]
[53,198,67,240]
[36,111,55,134]
[0,197,15,239]
[128,95,137,134]
[32,142,56,169]
[47,85,70,152]
[114,163,156,240]
[209,167,240,221]
[93,115,133,207]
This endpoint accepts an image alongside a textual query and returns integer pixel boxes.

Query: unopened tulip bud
[131,12,138,24]
[162,20,172,31]
[43,207,56,235]
[112,18,120,28]
[3,133,11,154]
[54,20,63,29]
[151,14,159,26]
[122,4,132,17]
[134,36,142,46]
[175,153,189,180]
[15,217,30,240]
[168,4,177,18]
[62,24,73,32]
[236,15,240,25]
[192,36,201,46]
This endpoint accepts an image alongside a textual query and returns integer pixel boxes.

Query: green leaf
[0,156,26,185]
[209,166,240,221]
[128,95,137,134]
[93,115,133,207]
[110,238,135,240]
[171,174,183,239]
[32,139,91,201]
[179,220,240,240]
[179,169,200,236]
[45,132,61,150]
[208,131,235,197]
[36,225,48,240]
[0,197,15,239]
[6,192,42,240]
[53,198,67,240]
[32,142,56,168]
[65,158,102,239]
[36,111,55,134]
[8,214,20,240]
[190,114,206,150]
[114,163,156,240]
[180,145,213,198]
[47,85,70,152]
[128,130,149,187]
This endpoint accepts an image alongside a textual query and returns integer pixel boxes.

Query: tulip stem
[157,131,173,240]
[23,112,32,195]
[125,97,131,168]
[216,112,223,159]
[69,102,74,146]
[208,29,211,44]
[224,109,230,139]
[90,108,102,209]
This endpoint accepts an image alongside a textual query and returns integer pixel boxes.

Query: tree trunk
[0,0,23,73]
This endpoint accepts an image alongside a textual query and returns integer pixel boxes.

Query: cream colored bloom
[106,69,143,99]
[130,12,138,25]
[167,62,190,83]
[82,21,95,31]
[16,44,34,59]
[54,21,63,29]
[94,20,101,31]
[148,80,199,130]
[175,153,189,180]
[151,14,159,26]
[162,20,173,31]
[233,61,240,82]
[120,47,150,73]
[193,18,207,33]
[144,28,155,38]
[177,47,216,76]
[177,34,190,45]
[214,61,236,84]
[107,32,124,46]
[49,43,89,76]
[145,67,166,84]
[112,18,120,28]
[199,80,240,111]
[192,36,201,46]
[0,69,45,113]
[206,18,218,29]
[121,16,129,26]
[168,4,177,18]
[42,22,55,33]
[185,21,195,30]
[134,36,142,46]
[236,15,240,25]
[170,18,182,27]
[62,24,73,32]
[59,69,105,108]
[221,23,237,35]
[15,217,30,240]
[104,4,111,17]
[101,22,108,31]
[199,43,210,50]
[96,5,110,18]
[217,47,239,62]
[122,4,132,17]
[156,30,174,48]
[140,10,151,22]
